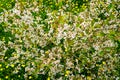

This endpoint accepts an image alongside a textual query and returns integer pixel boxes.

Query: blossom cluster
[0,0,120,80]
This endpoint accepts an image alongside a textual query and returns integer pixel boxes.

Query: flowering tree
[0,0,120,80]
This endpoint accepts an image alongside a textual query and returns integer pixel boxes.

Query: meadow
[0,0,120,80]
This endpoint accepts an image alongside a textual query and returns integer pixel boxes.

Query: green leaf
[98,13,107,20]
[37,74,47,80]
[43,42,56,51]
[0,7,4,13]
[55,72,62,79]
[40,10,48,20]
[0,0,15,10]
[4,48,15,60]
[108,3,113,10]
[99,51,104,56]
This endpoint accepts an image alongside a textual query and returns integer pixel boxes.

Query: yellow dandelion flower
[18,75,20,77]
[29,76,32,79]
[45,51,49,54]
[19,39,22,43]
[13,53,17,57]
[5,76,8,79]
[112,12,115,15]
[65,70,70,76]
[65,74,68,76]
[47,77,50,80]
[102,61,106,65]
[11,64,14,68]
[87,76,91,80]
[0,68,3,71]
[5,11,9,15]
[6,65,9,68]
[5,57,8,59]
[65,48,68,52]
[21,64,25,67]
[96,64,99,66]
[0,64,2,67]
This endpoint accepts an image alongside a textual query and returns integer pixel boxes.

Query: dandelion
[6,65,9,68]
[18,75,20,77]
[0,64,2,67]
[11,64,14,68]
[21,64,25,67]
[5,76,8,79]
[47,77,50,80]
[96,64,99,66]
[65,47,68,52]
[87,76,91,80]
[65,70,70,76]
[0,68,3,71]
[112,11,115,15]
[13,53,17,57]
[19,39,22,43]
[5,57,8,59]
[45,51,49,54]
[29,76,32,79]
[102,61,106,65]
